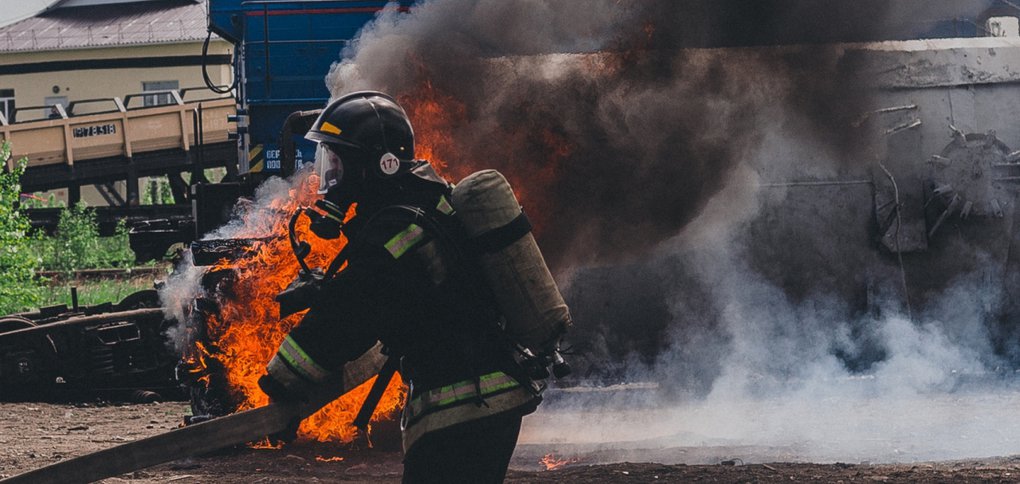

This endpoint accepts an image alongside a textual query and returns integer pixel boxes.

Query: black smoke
[327,0,925,269]
[325,0,1011,385]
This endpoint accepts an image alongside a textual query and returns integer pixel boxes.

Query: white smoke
[159,249,204,354]
[520,160,1013,463]
[159,170,315,354]
[516,108,1015,463]
[313,0,1020,465]
[169,0,1020,466]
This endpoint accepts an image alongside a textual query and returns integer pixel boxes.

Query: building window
[45,96,68,108]
[0,89,14,122]
[45,96,68,118]
[143,80,179,107]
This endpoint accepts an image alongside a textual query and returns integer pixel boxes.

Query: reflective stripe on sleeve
[267,353,307,392]
[384,224,425,259]
[436,195,455,215]
[278,335,331,383]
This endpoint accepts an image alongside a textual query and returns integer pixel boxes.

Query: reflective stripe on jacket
[266,164,540,452]
[400,371,539,452]
[267,335,333,394]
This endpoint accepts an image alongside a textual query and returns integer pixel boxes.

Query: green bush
[0,141,140,313]
[0,141,44,314]
[46,202,135,271]
[105,219,136,267]
[143,177,175,205]
[52,202,101,271]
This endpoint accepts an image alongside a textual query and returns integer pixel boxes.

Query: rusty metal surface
[0,299,182,402]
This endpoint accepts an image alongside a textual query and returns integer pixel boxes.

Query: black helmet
[306,91,415,186]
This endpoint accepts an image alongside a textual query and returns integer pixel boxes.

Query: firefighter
[258,91,544,483]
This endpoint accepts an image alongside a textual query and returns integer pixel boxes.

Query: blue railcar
[208,0,412,175]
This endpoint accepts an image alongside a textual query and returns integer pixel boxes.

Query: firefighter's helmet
[306,92,415,193]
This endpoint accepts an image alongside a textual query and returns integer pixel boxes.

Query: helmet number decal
[380,152,400,175]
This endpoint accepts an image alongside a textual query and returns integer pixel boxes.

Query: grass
[37,277,157,308]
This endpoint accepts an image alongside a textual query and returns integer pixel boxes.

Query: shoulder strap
[355,205,431,260]
[352,356,400,432]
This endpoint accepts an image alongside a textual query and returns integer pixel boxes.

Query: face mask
[314,143,344,195]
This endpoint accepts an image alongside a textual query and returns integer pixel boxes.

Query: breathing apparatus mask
[316,143,343,197]
[277,91,417,316]
[289,143,350,257]
[277,144,353,317]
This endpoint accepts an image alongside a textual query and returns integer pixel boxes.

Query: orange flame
[180,337,212,388]
[398,60,469,181]
[315,455,345,463]
[201,173,405,443]
[250,437,284,450]
[540,453,579,471]
[397,64,575,244]
[201,75,571,442]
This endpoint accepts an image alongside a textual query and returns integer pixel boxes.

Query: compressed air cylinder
[451,170,571,353]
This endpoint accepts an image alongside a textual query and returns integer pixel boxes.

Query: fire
[398,65,576,246]
[181,340,212,388]
[250,437,284,450]
[315,455,345,463]
[194,69,577,442]
[200,173,405,443]
[540,452,579,471]
[399,78,468,180]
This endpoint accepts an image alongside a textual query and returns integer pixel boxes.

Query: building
[0,0,233,205]
[0,0,56,29]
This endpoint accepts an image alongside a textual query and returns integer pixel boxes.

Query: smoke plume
[318,0,1020,464]
[156,0,1020,463]
[327,1,875,269]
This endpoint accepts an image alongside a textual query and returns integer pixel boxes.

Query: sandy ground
[4,402,1020,483]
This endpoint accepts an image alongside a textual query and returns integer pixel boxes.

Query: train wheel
[0,316,34,333]
[115,290,161,311]
[0,317,59,400]
[0,316,57,354]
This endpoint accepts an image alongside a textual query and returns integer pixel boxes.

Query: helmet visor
[314,143,344,195]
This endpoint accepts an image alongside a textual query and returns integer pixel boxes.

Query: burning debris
[163,172,405,444]
[540,452,580,471]
[315,455,345,463]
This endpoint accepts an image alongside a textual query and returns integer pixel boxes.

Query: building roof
[0,0,59,29]
[0,0,208,53]
[52,0,184,7]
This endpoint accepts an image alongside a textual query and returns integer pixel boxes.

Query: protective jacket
[266,161,540,452]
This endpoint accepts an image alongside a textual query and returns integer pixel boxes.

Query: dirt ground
[4,402,1020,483]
